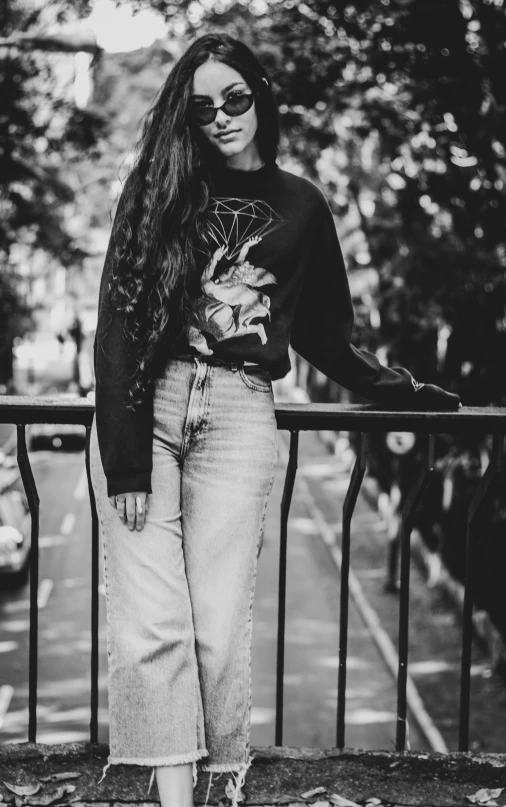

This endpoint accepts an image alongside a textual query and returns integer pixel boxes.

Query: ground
[1,743,506,807]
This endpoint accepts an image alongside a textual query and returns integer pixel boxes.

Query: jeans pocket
[238,364,272,393]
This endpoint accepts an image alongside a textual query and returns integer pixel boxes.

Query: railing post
[16,424,40,743]
[337,432,367,749]
[396,433,435,751]
[459,433,504,751]
[276,429,299,746]
[85,425,100,744]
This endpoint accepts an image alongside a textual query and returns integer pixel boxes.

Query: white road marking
[60,513,76,536]
[73,466,88,500]
[37,578,53,609]
[39,535,67,548]
[2,600,29,614]
[0,641,19,653]
[0,685,14,728]
[98,583,106,597]
[277,433,449,755]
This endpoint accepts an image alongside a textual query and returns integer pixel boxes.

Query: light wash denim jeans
[90,356,278,805]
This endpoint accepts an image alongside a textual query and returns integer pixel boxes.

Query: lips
[216,130,239,139]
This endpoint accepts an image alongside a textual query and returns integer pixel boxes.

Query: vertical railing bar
[337,432,367,749]
[275,429,299,746]
[85,425,100,744]
[396,433,435,751]
[459,433,504,751]
[16,424,40,743]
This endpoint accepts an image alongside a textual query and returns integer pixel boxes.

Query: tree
[0,0,107,382]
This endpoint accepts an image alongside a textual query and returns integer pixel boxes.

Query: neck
[224,142,264,172]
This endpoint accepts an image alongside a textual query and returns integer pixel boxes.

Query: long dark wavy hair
[106,32,280,408]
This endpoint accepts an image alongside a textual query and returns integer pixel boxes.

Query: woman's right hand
[108,491,149,531]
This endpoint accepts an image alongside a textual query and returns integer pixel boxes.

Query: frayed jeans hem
[200,754,254,807]
[97,749,209,796]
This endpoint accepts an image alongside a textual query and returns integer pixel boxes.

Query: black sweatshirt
[94,159,459,497]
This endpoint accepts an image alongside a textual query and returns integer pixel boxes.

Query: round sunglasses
[190,91,255,127]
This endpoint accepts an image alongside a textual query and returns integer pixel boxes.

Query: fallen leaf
[311,801,330,807]
[329,796,360,807]
[466,788,504,804]
[3,783,41,797]
[14,798,24,807]
[389,761,401,768]
[25,785,67,806]
[365,800,382,806]
[62,787,75,795]
[302,788,327,799]
[39,775,80,784]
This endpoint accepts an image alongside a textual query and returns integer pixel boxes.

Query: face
[191,58,260,164]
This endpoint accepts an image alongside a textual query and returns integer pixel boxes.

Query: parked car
[0,463,31,587]
[27,392,87,451]
[27,421,87,451]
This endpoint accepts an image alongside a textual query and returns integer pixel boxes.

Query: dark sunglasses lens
[224,93,254,116]
[192,107,215,126]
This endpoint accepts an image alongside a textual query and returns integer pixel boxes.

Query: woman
[90,32,460,807]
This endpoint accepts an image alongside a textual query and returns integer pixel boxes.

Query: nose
[215,107,232,126]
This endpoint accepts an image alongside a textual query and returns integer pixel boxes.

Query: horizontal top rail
[0,396,505,434]
[274,403,506,434]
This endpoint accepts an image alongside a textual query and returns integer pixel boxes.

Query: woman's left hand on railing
[411,383,461,410]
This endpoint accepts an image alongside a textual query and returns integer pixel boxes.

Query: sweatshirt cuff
[106,469,152,498]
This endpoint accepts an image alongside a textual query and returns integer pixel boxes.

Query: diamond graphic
[207,197,288,260]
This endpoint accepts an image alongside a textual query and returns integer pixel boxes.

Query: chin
[217,142,245,155]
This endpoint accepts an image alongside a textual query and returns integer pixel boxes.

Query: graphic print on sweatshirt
[187,196,288,355]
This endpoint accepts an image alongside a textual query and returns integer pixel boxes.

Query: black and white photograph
[0,1,505,805]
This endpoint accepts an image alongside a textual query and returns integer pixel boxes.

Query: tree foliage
[0,0,107,365]
[144,0,506,404]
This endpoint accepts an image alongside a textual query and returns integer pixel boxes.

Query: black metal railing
[0,397,505,753]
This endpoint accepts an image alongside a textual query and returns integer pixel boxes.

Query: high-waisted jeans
[89,356,278,805]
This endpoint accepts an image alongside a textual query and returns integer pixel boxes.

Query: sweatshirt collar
[207,159,278,194]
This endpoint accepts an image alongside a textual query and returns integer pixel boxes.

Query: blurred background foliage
[1,0,506,635]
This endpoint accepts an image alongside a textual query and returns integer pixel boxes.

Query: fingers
[135,493,148,532]
[417,384,461,410]
[115,496,127,524]
[112,492,149,531]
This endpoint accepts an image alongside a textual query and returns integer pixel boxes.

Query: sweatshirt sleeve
[93,186,154,497]
[290,197,460,409]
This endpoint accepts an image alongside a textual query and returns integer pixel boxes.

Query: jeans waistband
[169,354,260,368]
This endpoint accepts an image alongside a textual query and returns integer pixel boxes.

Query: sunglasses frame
[190,91,256,127]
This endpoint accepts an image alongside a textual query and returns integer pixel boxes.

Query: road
[0,449,106,744]
[0,434,434,751]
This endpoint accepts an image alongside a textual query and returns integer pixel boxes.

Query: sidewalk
[280,425,506,752]
[252,431,429,751]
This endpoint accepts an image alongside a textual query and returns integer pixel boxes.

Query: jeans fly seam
[180,360,207,461]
